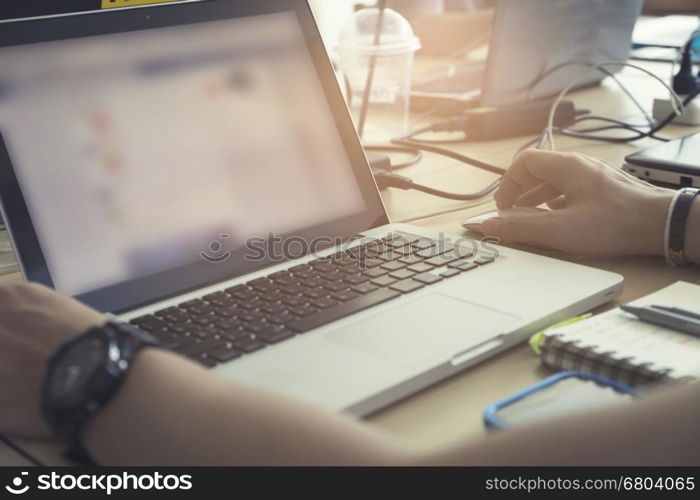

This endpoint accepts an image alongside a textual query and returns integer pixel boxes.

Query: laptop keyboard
[129,232,497,368]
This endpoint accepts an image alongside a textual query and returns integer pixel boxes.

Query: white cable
[545,61,685,150]
[605,69,654,128]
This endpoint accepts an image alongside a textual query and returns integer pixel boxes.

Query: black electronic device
[623,132,700,188]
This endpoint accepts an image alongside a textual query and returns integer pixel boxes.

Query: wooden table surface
[1,60,699,464]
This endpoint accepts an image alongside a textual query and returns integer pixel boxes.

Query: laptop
[0,0,623,416]
[412,0,643,109]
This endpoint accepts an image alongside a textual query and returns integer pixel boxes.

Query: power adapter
[428,99,577,140]
[653,97,700,126]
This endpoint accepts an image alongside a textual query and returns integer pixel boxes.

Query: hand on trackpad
[325,293,520,369]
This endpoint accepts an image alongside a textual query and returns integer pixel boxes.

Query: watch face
[49,335,108,403]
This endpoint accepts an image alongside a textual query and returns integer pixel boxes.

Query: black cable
[580,90,700,142]
[0,435,45,466]
[366,66,700,201]
[554,89,700,144]
[373,170,500,200]
[356,0,387,138]
[560,116,671,142]
[407,179,501,200]
[363,144,423,170]
[392,136,506,176]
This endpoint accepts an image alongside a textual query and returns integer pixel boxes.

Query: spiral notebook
[538,281,700,388]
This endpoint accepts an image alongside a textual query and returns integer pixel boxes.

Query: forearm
[83,349,412,466]
[421,383,700,466]
[83,349,700,466]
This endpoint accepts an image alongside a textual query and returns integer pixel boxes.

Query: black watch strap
[667,187,700,266]
[41,322,159,464]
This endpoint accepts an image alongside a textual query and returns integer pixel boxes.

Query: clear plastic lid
[337,8,421,57]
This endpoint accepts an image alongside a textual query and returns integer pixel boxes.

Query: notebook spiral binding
[540,334,693,388]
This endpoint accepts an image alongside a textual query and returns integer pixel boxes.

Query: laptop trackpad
[325,293,520,369]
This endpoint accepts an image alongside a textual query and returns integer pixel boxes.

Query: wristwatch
[41,322,160,463]
[666,187,700,266]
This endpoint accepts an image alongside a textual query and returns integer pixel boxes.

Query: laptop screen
[0,2,386,311]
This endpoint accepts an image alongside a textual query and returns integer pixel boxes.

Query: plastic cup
[337,8,421,143]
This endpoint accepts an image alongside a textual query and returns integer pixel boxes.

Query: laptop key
[192,314,216,326]
[332,290,360,302]
[371,275,398,287]
[256,327,295,344]
[178,339,228,356]
[168,323,191,335]
[341,264,362,275]
[363,267,387,278]
[447,258,471,269]
[380,260,405,272]
[321,270,345,282]
[208,348,242,363]
[300,277,325,288]
[189,355,218,368]
[389,269,416,280]
[273,274,299,286]
[475,257,496,265]
[235,337,267,353]
[283,296,308,307]
[282,285,307,296]
[407,262,434,274]
[220,329,252,342]
[154,306,180,317]
[230,288,257,301]
[130,315,168,332]
[324,280,350,292]
[203,291,229,302]
[311,298,340,309]
[267,312,295,325]
[260,302,287,314]
[162,312,190,324]
[343,274,368,285]
[289,264,313,273]
[389,279,424,294]
[259,290,287,303]
[458,262,479,272]
[245,321,275,334]
[425,254,461,267]
[360,257,385,268]
[412,239,435,251]
[440,268,461,278]
[289,305,318,317]
[398,254,425,265]
[179,298,205,309]
[304,288,329,299]
[239,311,264,322]
[251,281,279,293]
[188,303,217,316]
[391,232,425,245]
[295,270,318,280]
[413,273,443,285]
[215,306,241,318]
[351,283,379,294]
[287,288,401,333]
